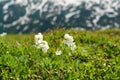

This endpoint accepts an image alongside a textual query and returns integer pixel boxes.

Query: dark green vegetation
[0,29,120,80]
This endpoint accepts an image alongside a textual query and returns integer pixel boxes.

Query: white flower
[63,34,76,51]
[0,32,7,37]
[37,40,49,53]
[63,34,74,45]
[68,53,72,56]
[56,50,62,56]
[39,41,49,48]
[35,32,43,44]
[35,32,49,53]
[69,42,76,51]
[42,46,49,53]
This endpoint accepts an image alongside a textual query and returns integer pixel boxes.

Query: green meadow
[0,29,120,80]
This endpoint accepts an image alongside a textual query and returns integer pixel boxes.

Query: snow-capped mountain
[0,0,120,33]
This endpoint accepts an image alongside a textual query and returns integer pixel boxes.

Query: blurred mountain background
[0,0,120,33]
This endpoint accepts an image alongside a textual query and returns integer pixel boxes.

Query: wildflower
[0,32,7,37]
[63,34,73,45]
[56,50,62,56]
[35,32,49,53]
[36,40,49,53]
[63,34,76,51]
[38,40,49,53]
[68,53,72,56]
[35,32,43,44]
[69,42,76,51]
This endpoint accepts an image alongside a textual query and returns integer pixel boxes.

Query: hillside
[0,29,120,79]
[0,0,120,33]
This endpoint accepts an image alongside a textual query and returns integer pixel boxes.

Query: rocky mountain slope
[0,0,120,33]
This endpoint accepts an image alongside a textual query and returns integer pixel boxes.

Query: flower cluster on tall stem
[63,34,76,51]
[35,33,49,53]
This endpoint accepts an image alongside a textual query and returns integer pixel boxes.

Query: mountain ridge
[0,0,120,33]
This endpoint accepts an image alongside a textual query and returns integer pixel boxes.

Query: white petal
[56,50,62,55]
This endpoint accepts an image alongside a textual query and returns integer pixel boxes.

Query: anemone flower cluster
[35,33,49,53]
[63,34,76,51]
[34,33,76,54]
